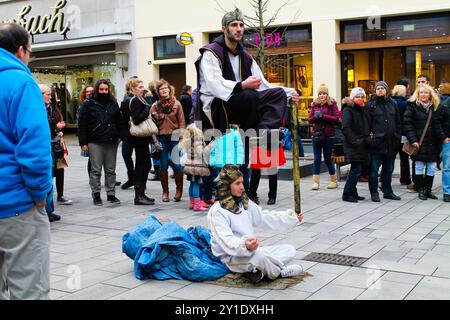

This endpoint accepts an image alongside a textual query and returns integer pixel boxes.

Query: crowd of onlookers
[308,76,450,204]
[36,73,450,223]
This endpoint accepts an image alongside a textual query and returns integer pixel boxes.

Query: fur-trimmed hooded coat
[341,98,368,162]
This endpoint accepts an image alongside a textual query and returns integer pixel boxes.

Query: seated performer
[207,165,304,284]
[195,8,300,132]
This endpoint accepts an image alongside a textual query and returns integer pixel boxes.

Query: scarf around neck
[158,96,175,114]
[418,100,432,112]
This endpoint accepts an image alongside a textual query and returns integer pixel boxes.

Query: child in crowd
[180,124,212,212]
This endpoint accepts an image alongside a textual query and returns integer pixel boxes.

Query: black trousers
[133,145,151,183]
[211,88,287,132]
[55,168,64,199]
[343,161,363,199]
[248,169,278,200]
[399,146,412,185]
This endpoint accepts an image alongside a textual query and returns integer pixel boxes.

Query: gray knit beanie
[375,81,389,91]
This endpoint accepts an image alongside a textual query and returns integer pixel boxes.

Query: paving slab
[406,276,450,300]
[44,138,448,300]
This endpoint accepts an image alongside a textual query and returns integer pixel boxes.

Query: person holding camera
[308,84,341,190]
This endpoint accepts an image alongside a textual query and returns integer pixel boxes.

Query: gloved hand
[314,110,323,119]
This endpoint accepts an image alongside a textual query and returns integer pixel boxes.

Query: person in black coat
[392,84,413,187]
[179,85,193,126]
[434,90,450,202]
[403,84,441,200]
[120,78,156,206]
[78,79,124,206]
[341,89,368,203]
[364,81,402,202]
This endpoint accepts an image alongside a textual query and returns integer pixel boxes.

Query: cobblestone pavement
[49,136,450,300]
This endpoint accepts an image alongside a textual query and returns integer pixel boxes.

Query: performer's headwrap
[215,165,249,214]
[222,8,244,27]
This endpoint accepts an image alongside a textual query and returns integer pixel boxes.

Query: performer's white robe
[207,201,299,279]
[199,50,295,124]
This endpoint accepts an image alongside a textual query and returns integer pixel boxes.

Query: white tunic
[199,50,295,124]
[207,201,299,279]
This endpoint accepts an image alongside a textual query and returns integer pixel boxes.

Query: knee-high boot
[174,172,184,202]
[416,175,427,200]
[425,175,438,200]
[160,171,170,202]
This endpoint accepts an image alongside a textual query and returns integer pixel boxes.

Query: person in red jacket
[308,84,342,190]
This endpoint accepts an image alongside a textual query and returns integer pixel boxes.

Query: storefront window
[264,53,314,135]
[154,36,185,60]
[31,56,117,128]
[209,25,312,50]
[341,44,450,99]
[341,12,450,43]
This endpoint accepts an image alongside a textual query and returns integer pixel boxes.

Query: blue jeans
[343,161,363,199]
[159,135,182,173]
[189,181,201,198]
[369,154,395,195]
[313,137,336,175]
[442,143,450,195]
[45,185,54,215]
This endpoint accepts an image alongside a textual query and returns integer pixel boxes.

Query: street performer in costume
[207,165,304,284]
[195,8,300,132]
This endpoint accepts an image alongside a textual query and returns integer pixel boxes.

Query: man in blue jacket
[0,23,53,300]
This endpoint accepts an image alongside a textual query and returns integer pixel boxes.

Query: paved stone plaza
[48,135,450,300]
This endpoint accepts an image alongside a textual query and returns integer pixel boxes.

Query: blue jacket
[0,48,53,218]
[209,129,244,168]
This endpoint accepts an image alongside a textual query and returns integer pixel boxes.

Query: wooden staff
[290,102,302,214]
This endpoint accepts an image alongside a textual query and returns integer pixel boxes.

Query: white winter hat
[350,87,366,100]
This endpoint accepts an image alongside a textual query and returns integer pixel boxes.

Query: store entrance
[159,64,186,98]
[30,54,117,128]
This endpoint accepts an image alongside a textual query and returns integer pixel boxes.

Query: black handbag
[51,137,65,160]
[312,130,326,146]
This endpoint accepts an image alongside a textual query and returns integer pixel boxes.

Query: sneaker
[107,195,121,205]
[57,196,73,205]
[280,265,303,278]
[245,270,265,284]
[93,193,103,206]
[444,194,450,203]
[267,198,276,205]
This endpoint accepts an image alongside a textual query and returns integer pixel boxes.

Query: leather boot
[327,174,338,189]
[160,171,170,202]
[424,175,438,200]
[174,172,184,202]
[134,182,155,205]
[416,176,427,200]
[312,175,320,190]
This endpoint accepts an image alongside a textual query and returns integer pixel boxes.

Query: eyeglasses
[354,95,365,99]
[159,87,169,91]
[24,47,35,60]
